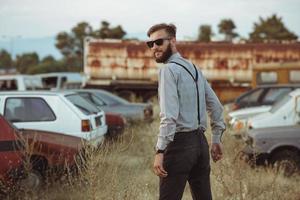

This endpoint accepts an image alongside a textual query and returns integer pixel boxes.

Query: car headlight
[233,120,246,131]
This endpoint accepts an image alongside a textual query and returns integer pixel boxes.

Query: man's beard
[154,44,173,63]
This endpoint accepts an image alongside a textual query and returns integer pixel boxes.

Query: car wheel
[19,169,43,191]
[270,150,300,177]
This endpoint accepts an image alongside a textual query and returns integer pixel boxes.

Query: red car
[105,112,126,139]
[0,115,84,193]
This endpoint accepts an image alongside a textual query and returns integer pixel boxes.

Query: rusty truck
[83,38,300,103]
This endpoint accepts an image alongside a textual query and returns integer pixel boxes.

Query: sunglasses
[146,37,170,48]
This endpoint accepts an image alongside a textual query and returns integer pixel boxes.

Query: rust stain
[85,40,300,82]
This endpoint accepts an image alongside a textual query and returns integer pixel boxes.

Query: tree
[249,14,298,42]
[218,19,238,42]
[0,50,13,69]
[94,21,126,39]
[55,21,126,70]
[55,21,93,70]
[15,52,39,73]
[198,25,214,42]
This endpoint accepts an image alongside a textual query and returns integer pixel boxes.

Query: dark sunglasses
[146,37,170,48]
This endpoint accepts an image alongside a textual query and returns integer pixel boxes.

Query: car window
[262,88,292,104]
[4,98,56,122]
[270,95,291,113]
[78,92,106,107]
[0,79,18,90]
[94,91,128,105]
[240,88,264,104]
[290,70,300,83]
[66,94,100,115]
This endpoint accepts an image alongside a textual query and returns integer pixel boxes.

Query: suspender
[169,61,200,126]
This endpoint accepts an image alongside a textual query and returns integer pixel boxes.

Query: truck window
[290,70,300,83]
[256,72,277,85]
[5,98,56,122]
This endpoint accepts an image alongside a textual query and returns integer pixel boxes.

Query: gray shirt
[156,53,226,150]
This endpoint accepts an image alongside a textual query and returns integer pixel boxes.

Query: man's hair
[147,23,177,38]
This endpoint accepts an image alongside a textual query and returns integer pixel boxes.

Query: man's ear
[170,37,176,44]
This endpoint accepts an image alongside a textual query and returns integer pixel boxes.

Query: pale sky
[0,0,300,40]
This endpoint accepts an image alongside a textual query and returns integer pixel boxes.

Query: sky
[0,0,300,58]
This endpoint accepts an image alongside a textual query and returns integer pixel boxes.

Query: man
[147,23,226,200]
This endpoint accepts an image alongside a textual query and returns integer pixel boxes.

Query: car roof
[0,90,77,96]
[255,84,300,88]
[289,88,300,97]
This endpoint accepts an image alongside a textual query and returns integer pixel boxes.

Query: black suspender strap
[169,61,200,126]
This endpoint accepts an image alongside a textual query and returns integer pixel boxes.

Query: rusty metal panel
[84,38,300,83]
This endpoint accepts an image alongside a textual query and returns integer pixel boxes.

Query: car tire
[270,150,300,177]
[19,169,43,191]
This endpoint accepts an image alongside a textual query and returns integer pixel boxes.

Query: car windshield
[270,94,291,113]
[66,94,101,115]
[94,90,129,105]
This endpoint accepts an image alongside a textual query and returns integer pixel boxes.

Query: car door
[0,115,23,183]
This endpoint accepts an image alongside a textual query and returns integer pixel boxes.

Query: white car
[0,75,43,91]
[0,91,107,147]
[243,89,300,140]
[228,105,271,137]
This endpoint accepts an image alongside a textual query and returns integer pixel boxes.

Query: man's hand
[153,153,168,177]
[211,143,223,162]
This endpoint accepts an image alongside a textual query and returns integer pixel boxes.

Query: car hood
[248,125,300,140]
[228,105,271,119]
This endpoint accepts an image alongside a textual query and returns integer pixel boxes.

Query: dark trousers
[159,129,212,200]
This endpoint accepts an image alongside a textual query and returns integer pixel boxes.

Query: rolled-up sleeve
[204,79,226,144]
[156,65,179,150]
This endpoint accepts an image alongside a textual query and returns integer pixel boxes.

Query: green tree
[94,21,126,39]
[55,22,93,70]
[218,19,238,42]
[15,52,39,73]
[198,25,214,42]
[0,50,13,69]
[249,14,298,42]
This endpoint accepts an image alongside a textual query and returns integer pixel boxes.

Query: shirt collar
[166,52,181,64]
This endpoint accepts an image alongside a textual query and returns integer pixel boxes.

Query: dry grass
[5,104,300,200]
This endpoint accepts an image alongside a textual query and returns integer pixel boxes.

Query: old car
[105,112,126,139]
[0,75,43,91]
[228,105,272,138]
[231,84,300,111]
[242,125,300,176]
[0,115,84,192]
[0,91,107,147]
[74,89,154,123]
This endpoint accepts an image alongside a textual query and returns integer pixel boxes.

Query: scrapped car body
[0,91,107,147]
[231,84,300,111]
[74,89,154,123]
[0,75,43,91]
[35,72,86,90]
[228,105,271,138]
[105,112,126,138]
[242,125,300,176]
[246,89,300,138]
[0,115,84,192]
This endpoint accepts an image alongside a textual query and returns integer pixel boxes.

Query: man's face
[148,29,173,63]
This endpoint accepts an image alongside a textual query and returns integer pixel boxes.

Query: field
[5,105,300,200]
